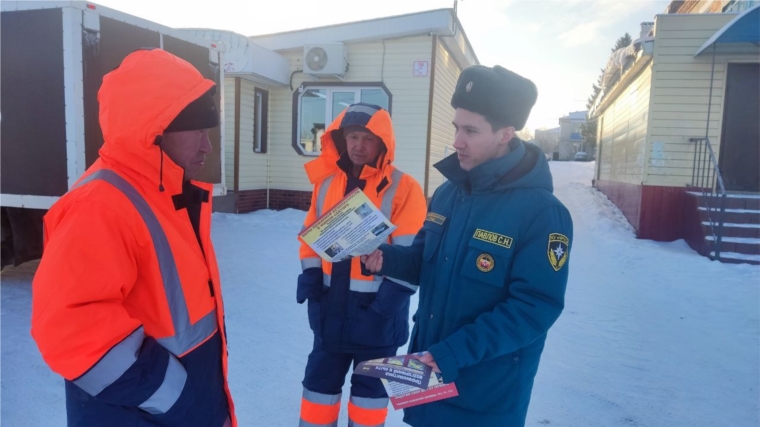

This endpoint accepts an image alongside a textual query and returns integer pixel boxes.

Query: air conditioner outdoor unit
[303,43,348,77]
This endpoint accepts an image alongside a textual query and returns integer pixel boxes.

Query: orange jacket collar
[304,107,396,185]
[97,49,216,195]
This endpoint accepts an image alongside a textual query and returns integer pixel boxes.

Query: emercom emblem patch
[547,233,569,272]
[476,253,495,272]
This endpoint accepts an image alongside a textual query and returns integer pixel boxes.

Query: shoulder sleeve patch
[548,233,569,272]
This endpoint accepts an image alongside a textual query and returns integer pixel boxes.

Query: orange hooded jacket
[31,49,235,426]
[299,105,426,290]
[296,103,427,426]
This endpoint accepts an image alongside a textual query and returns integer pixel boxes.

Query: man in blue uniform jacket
[362,65,573,427]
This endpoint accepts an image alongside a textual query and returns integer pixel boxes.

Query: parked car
[574,152,589,161]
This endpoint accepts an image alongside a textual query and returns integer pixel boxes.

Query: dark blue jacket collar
[434,138,553,194]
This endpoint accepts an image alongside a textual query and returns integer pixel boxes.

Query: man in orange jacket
[31,49,236,427]
[297,103,427,427]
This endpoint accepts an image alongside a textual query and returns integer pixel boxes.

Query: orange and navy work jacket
[299,103,427,351]
[31,49,235,427]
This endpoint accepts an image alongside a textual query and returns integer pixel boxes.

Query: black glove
[296,267,323,304]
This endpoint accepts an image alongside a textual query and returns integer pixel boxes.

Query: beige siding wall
[646,13,760,186]
[237,80,268,190]
[267,36,433,192]
[223,78,270,191]
[223,78,236,189]
[427,38,462,195]
[268,56,301,190]
[597,66,653,184]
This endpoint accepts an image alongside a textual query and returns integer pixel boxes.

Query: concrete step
[705,236,760,255]
[699,207,760,224]
[687,191,760,198]
[688,191,760,198]
[688,191,760,210]
[687,191,760,265]
[702,221,760,238]
[710,251,760,265]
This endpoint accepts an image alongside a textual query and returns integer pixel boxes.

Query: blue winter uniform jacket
[378,139,573,426]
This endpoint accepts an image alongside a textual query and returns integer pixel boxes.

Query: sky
[89,0,671,132]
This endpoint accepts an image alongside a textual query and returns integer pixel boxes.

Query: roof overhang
[250,8,478,69]
[695,5,760,56]
[2,1,219,51]
[179,29,291,87]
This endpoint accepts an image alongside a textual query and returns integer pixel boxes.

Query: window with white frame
[293,84,391,156]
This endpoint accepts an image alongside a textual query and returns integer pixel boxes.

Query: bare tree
[516,129,534,141]
[534,129,558,154]
[584,33,633,150]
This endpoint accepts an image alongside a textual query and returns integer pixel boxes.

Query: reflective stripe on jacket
[31,49,235,427]
[298,103,426,351]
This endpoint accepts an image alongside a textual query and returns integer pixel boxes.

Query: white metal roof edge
[440,12,480,67]
[2,1,221,53]
[179,29,291,87]
[1,1,75,12]
[250,8,478,69]
[0,194,59,210]
[251,9,450,47]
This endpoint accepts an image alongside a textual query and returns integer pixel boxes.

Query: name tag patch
[473,229,513,249]
[426,212,446,225]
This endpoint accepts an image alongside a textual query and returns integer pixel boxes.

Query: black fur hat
[451,65,537,131]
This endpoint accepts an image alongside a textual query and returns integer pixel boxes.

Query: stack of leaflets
[354,354,459,410]
[299,188,396,262]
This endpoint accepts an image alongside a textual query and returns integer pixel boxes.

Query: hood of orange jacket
[304,103,396,185]
[97,48,216,195]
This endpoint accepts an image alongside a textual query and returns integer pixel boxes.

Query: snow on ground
[2,161,758,426]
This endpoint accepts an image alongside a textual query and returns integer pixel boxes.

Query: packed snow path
[2,161,757,426]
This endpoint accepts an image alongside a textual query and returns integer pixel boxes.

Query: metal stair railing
[689,136,727,260]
